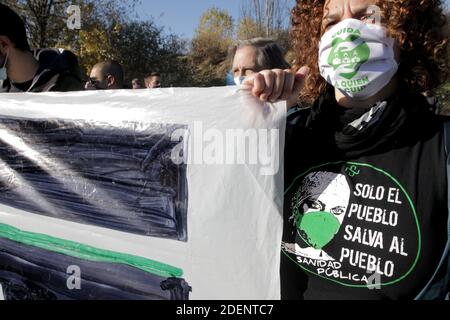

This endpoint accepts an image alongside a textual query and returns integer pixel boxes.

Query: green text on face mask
[328,34,370,80]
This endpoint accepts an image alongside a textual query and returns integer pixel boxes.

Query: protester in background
[229,37,299,108]
[243,0,449,300]
[85,60,124,90]
[229,38,290,85]
[0,4,83,92]
[144,72,161,88]
[131,78,143,89]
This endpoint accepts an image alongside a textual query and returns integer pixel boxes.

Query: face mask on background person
[226,72,246,86]
[318,18,398,101]
[0,50,9,81]
[226,72,235,86]
[234,76,247,86]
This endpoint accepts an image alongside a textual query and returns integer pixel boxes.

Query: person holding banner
[229,38,291,85]
[243,0,449,300]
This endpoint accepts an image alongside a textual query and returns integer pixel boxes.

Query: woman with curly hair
[243,0,449,300]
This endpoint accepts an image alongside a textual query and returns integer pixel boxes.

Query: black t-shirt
[282,88,448,300]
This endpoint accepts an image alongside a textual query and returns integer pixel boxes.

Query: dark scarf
[303,85,437,158]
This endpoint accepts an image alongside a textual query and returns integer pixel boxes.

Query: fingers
[293,66,310,95]
[255,72,273,98]
[241,76,255,91]
[268,69,285,102]
[260,70,277,101]
[281,70,295,101]
[287,66,311,108]
[241,66,310,104]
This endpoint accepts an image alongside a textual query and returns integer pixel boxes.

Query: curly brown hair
[291,0,449,104]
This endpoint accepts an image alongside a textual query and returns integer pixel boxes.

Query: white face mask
[0,50,9,81]
[318,18,398,101]
[234,76,246,86]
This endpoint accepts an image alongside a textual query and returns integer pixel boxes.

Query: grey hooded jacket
[0,48,84,93]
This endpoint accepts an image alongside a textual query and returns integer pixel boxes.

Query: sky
[136,0,241,39]
[136,0,450,40]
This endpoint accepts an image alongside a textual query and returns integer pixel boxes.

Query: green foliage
[189,7,234,87]
[189,2,293,87]
[0,0,190,86]
[436,83,450,115]
[107,21,189,86]
[0,0,69,48]
[0,0,294,88]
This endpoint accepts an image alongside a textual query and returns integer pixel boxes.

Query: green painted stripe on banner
[0,223,183,278]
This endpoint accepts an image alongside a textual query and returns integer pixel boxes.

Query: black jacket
[282,87,450,300]
[0,48,84,93]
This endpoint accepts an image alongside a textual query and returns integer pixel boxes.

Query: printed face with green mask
[291,172,350,252]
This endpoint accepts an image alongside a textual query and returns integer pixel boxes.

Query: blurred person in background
[228,38,290,84]
[85,60,124,90]
[144,72,161,88]
[131,78,143,89]
[229,37,300,109]
[0,3,83,92]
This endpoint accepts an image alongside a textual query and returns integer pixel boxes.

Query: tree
[59,0,139,73]
[108,21,190,86]
[190,8,234,86]
[0,0,69,48]
[237,0,291,51]
[436,9,450,114]
[235,0,294,66]
[236,16,260,40]
[1,0,192,86]
[1,0,140,48]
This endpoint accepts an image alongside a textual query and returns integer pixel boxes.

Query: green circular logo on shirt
[282,162,421,288]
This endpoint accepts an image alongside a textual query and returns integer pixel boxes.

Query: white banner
[0,87,285,300]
